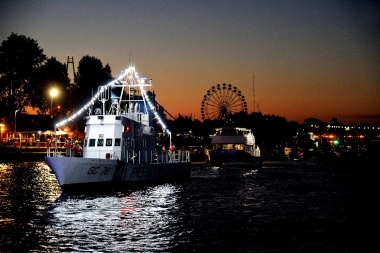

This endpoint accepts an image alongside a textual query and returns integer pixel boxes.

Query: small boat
[207,120,261,170]
[45,64,191,192]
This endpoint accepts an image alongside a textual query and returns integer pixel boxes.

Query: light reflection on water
[46,185,185,252]
[0,161,377,252]
[0,162,61,251]
[0,162,192,252]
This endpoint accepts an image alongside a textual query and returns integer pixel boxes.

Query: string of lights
[54,66,171,136]
[139,82,170,136]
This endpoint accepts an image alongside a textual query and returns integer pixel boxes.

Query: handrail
[47,146,191,163]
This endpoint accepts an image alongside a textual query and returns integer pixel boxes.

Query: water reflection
[0,162,61,251]
[44,184,185,252]
[1,161,372,252]
[0,162,189,252]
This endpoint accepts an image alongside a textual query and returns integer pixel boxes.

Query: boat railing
[126,150,190,164]
[46,147,191,163]
[46,147,61,157]
[47,148,118,159]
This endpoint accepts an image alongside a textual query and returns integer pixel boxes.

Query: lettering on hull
[87,166,111,175]
[129,164,164,179]
[127,163,190,180]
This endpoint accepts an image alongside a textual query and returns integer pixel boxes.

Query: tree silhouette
[72,55,113,111]
[0,33,46,125]
[60,56,114,132]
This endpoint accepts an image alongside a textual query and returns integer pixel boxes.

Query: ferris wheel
[201,83,248,121]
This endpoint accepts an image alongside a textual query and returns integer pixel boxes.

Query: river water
[0,159,377,252]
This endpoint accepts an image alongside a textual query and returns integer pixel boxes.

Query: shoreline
[0,147,376,166]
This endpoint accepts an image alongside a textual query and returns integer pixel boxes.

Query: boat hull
[220,160,262,171]
[45,157,191,192]
[209,150,261,169]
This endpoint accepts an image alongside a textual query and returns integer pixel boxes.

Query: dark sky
[1,0,379,124]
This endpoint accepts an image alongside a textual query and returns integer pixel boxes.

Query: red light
[125,126,130,132]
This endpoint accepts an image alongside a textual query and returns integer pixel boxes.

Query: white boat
[208,120,261,170]
[45,64,191,192]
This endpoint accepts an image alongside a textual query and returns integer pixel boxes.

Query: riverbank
[0,146,64,162]
[0,147,47,162]
[1,146,376,166]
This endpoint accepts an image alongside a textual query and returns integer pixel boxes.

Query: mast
[252,69,255,113]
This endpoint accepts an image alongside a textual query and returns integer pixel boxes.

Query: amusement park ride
[200,83,248,121]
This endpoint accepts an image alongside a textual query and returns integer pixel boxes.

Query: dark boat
[207,120,261,170]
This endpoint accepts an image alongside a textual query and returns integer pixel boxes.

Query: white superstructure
[45,64,191,192]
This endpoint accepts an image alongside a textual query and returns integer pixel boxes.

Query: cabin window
[97,138,104,146]
[115,138,121,146]
[89,139,96,147]
[84,139,88,147]
[106,138,112,146]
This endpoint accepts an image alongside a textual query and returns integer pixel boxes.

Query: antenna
[98,85,110,115]
[129,50,131,63]
[252,68,255,113]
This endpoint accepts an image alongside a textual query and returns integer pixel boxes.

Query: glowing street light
[50,88,59,116]
[14,110,18,133]
[0,123,4,143]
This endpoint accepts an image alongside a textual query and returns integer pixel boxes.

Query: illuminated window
[235,144,244,150]
[106,139,112,146]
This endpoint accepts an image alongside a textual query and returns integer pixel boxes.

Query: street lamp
[0,123,4,143]
[50,88,58,116]
[14,110,18,133]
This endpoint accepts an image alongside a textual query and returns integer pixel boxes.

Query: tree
[303,118,325,130]
[64,56,113,132]
[72,55,113,110]
[330,117,340,126]
[0,33,46,126]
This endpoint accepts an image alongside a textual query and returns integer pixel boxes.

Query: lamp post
[0,123,4,143]
[50,88,58,116]
[14,110,18,133]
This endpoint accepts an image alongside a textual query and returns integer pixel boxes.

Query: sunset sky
[1,0,379,124]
